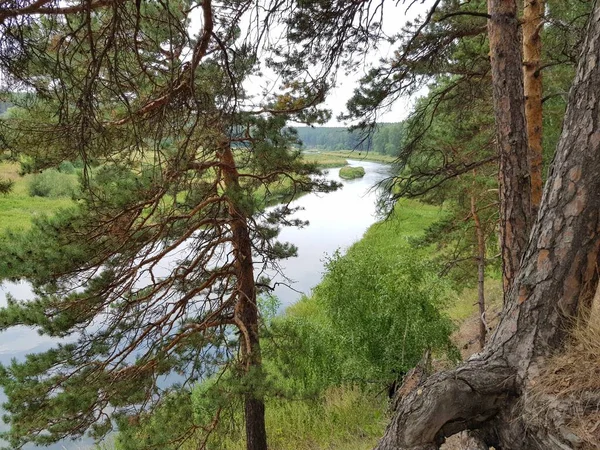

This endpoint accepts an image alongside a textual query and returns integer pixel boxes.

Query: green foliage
[265,201,457,395]
[115,391,199,450]
[0,177,13,194]
[314,246,457,379]
[115,382,385,450]
[28,169,79,198]
[338,166,365,180]
[58,161,76,174]
[295,123,404,156]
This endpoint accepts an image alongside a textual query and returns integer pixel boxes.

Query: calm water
[0,159,391,449]
[271,159,391,307]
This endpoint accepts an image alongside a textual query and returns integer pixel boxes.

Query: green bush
[58,161,76,174]
[313,247,457,381]
[339,165,365,180]
[0,178,13,194]
[28,169,79,198]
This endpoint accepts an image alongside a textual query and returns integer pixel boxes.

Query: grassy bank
[301,150,395,168]
[301,151,349,168]
[325,150,396,164]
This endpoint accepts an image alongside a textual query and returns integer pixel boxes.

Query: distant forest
[294,123,404,155]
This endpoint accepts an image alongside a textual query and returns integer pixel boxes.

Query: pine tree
[0,1,335,449]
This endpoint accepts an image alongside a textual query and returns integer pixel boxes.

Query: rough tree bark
[487,0,533,297]
[375,3,600,449]
[470,192,487,349]
[523,0,545,220]
[218,140,268,450]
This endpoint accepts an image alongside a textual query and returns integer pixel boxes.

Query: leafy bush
[266,215,458,392]
[0,178,13,194]
[58,161,76,174]
[28,169,79,198]
[314,247,457,381]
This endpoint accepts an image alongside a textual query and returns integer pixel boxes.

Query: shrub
[58,161,76,174]
[28,169,78,198]
[339,165,365,180]
[0,178,13,195]
[313,247,457,382]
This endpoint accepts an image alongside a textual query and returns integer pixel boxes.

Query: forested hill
[294,123,403,155]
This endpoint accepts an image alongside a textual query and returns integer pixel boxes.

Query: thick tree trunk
[218,141,268,450]
[375,3,600,449]
[487,0,532,297]
[523,0,545,219]
[471,193,487,349]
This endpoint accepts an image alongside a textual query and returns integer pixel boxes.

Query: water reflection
[272,159,391,307]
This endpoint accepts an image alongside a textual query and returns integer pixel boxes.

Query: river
[0,159,391,449]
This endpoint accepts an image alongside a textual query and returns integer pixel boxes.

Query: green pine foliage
[0,1,337,448]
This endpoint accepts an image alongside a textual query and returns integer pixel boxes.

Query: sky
[280,1,430,126]
[320,1,426,126]
[187,1,431,127]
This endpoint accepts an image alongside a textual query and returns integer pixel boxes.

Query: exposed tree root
[375,358,516,450]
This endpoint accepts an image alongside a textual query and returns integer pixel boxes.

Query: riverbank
[302,150,395,168]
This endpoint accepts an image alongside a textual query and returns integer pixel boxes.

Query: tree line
[295,123,404,155]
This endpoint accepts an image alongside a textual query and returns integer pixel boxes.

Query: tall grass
[264,386,387,450]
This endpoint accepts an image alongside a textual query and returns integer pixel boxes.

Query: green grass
[0,160,304,233]
[301,150,395,169]
[339,165,366,180]
[263,386,387,450]
[446,279,504,322]
[363,199,444,245]
[302,151,349,168]
[0,163,74,232]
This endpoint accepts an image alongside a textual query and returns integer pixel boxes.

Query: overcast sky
[188,1,431,127]
[306,1,429,126]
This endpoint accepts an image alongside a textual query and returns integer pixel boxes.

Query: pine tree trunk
[487,0,532,297]
[218,141,268,450]
[471,193,487,350]
[375,3,600,449]
[523,0,545,220]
